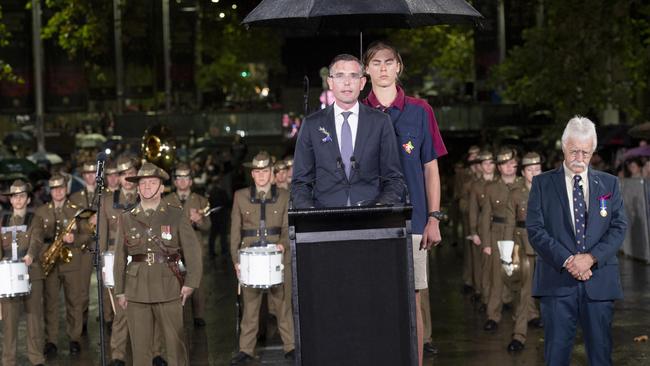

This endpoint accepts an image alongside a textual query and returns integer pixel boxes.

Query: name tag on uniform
[161,225,172,240]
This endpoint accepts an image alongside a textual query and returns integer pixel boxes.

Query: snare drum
[102,251,115,288]
[0,260,31,298]
[238,245,284,289]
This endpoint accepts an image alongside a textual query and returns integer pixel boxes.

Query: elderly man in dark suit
[291,54,404,208]
[527,116,627,366]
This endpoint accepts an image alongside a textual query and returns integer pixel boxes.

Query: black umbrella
[0,158,50,182]
[242,0,483,31]
[243,0,483,114]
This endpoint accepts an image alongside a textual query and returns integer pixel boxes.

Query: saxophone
[41,218,77,276]
[41,209,93,276]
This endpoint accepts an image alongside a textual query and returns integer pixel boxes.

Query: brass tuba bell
[141,124,176,174]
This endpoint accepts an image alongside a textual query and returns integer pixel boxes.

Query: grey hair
[561,116,597,152]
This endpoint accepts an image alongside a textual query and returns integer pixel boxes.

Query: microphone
[350,156,359,171]
[95,151,107,182]
[96,151,107,162]
[336,157,344,170]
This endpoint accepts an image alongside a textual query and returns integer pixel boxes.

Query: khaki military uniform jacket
[479,178,522,250]
[165,192,211,233]
[0,212,45,280]
[69,187,97,243]
[34,201,88,273]
[230,185,289,265]
[98,189,138,252]
[468,176,497,236]
[456,168,475,212]
[505,183,536,256]
[114,201,203,303]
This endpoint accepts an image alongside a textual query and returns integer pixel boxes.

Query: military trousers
[126,299,188,366]
[1,279,45,366]
[190,278,206,320]
[460,208,475,288]
[80,250,93,324]
[486,245,509,322]
[512,255,537,343]
[108,290,129,360]
[44,265,84,342]
[239,269,294,355]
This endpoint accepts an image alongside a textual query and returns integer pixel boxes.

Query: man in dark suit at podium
[291,54,404,208]
[527,116,627,366]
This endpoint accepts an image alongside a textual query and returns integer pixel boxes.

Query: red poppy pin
[403,140,414,154]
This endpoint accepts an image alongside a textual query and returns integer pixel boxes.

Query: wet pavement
[3,234,650,365]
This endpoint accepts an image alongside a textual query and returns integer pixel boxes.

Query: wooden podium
[289,205,417,366]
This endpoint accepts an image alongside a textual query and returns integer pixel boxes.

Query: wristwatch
[428,211,444,220]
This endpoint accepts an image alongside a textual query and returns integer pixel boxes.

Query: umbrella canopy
[0,158,50,182]
[623,146,650,161]
[628,122,650,140]
[27,152,64,165]
[243,0,483,30]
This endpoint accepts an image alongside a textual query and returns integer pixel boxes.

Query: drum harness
[1,213,34,259]
[243,185,281,247]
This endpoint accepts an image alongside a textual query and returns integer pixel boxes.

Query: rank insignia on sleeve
[161,225,172,240]
[402,140,414,154]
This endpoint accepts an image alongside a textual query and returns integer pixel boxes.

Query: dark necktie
[340,111,353,178]
[573,175,587,252]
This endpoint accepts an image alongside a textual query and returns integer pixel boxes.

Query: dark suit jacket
[291,103,405,208]
[526,166,627,300]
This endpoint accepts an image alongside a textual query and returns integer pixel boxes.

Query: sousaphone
[141,124,176,174]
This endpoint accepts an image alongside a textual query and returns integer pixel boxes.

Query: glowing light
[261,87,270,97]
[219,12,225,18]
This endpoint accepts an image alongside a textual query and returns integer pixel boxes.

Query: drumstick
[107,288,116,314]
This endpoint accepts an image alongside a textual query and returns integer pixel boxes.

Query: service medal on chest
[161,225,172,240]
[598,193,612,218]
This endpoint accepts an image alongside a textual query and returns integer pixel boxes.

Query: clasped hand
[565,254,595,281]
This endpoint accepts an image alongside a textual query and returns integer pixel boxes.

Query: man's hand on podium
[421,218,442,250]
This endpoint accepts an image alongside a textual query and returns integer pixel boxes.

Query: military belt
[516,220,526,228]
[491,216,506,224]
[241,227,281,238]
[131,252,181,266]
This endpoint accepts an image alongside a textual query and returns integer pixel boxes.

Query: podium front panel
[290,206,417,366]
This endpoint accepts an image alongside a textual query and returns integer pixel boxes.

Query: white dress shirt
[564,161,589,232]
[333,102,359,153]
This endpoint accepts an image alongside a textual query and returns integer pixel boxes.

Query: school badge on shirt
[402,140,414,154]
[161,225,172,240]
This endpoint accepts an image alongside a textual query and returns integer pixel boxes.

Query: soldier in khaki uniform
[504,152,544,352]
[458,145,480,294]
[284,155,294,185]
[68,162,98,331]
[468,151,497,308]
[230,152,295,365]
[38,174,90,356]
[105,160,121,193]
[166,162,211,327]
[0,180,46,366]
[274,160,290,190]
[114,162,202,366]
[97,156,136,366]
[481,148,521,331]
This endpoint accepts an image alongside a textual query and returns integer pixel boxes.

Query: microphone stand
[93,155,107,366]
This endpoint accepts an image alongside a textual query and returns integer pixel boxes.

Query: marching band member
[230,151,295,365]
[0,180,45,366]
